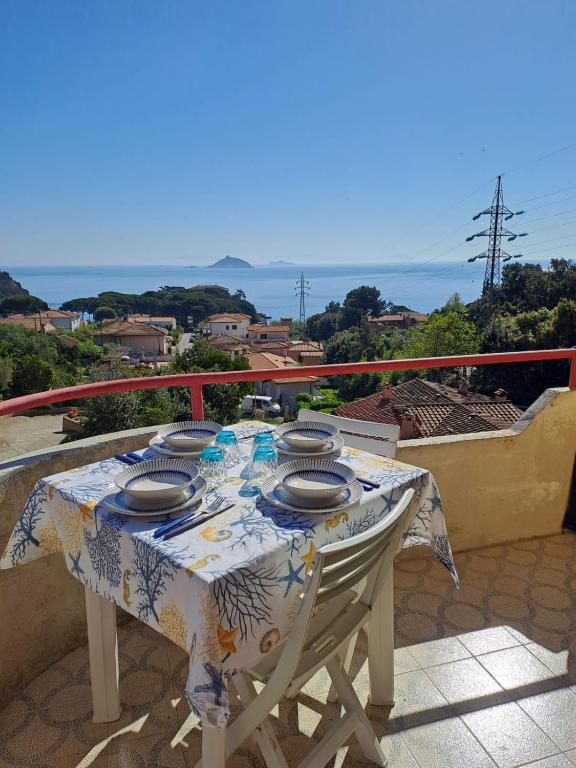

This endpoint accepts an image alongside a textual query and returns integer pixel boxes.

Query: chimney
[382,383,393,402]
[400,412,415,439]
[494,388,507,402]
[458,378,469,396]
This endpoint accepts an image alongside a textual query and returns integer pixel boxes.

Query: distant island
[268,260,296,266]
[208,255,253,269]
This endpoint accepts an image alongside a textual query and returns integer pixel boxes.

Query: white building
[203,313,252,337]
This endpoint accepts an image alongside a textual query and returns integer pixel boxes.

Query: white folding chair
[223,489,415,768]
[298,408,400,459]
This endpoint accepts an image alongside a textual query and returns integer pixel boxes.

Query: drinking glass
[215,430,241,467]
[247,445,277,490]
[198,446,227,489]
[251,430,276,459]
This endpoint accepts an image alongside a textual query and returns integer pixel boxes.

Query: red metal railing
[0,349,574,420]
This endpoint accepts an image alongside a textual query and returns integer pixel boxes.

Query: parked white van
[240,395,282,416]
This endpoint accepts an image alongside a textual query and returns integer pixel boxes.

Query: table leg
[368,566,395,706]
[85,587,121,722]
[201,724,226,768]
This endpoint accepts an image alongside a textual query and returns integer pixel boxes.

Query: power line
[524,192,576,213]
[520,206,576,227]
[515,183,576,206]
[502,141,576,177]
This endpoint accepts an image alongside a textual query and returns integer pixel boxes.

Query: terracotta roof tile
[335,379,522,438]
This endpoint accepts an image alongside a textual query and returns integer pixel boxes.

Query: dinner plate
[115,458,199,501]
[101,476,207,518]
[148,434,204,458]
[275,458,356,501]
[275,433,344,458]
[275,421,338,450]
[157,420,222,450]
[261,476,362,514]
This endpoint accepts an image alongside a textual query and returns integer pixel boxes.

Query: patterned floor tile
[1,531,576,768]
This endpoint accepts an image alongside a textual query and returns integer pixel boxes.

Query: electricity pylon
[467,175,527,301]
[295,272,310,339]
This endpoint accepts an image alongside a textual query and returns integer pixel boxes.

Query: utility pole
[467,175,528,308]
[295,272,310,339]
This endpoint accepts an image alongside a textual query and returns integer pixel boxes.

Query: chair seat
[248,589,368,695]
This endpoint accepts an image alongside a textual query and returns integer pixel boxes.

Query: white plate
[115,458,199,501]
[157,420,222,449]
[275,458,356,501]
[275,421,338,450]
[275,433,344,458]
[101,477,207,518]
[148,434,204,458]
[261,476,362,514]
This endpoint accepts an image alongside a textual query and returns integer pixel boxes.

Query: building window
[232,324,237,329]
[226,325,229,330]
[260,333,268,339]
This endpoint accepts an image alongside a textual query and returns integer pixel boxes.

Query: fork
[153,495,227,539]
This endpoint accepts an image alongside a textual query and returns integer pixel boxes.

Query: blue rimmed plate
[115,458,198,501]
[275,421,338,450]
[157,420,222,450]
[275,433,344,458]
[102,476,207,519]
[275,459,356,501]
[261,475,362,514]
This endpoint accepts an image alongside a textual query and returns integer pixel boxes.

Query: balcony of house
[1,351,576,768]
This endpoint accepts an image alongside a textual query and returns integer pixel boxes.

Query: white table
[2,422,458,766]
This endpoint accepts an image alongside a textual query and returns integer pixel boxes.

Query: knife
[163,503,234,540]
[356,476,381,489]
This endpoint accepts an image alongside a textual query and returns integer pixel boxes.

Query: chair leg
[326,658,387,767]
[326,632,359,704]
[234,673,289,768]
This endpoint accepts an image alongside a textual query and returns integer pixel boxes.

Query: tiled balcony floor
[1,532,575,768]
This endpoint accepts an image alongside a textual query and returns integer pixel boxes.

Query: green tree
[171,341,253,424]
[0,294,49,314]
[78,392,141,437]
[94,306,116,322]
[11,355,55,395]
[341,286,385,329]
[394,294,479,382]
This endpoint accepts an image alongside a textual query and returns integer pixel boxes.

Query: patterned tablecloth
[1,422,458,726]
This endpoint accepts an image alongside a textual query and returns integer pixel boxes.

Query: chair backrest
[262,489,414,695]
[298,408,399,458]
[316,488,414,606]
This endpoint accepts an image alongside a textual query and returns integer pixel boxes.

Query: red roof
[335,379,522,438]
[248,324,290,333]
[246,352,317,383]
[208,313,252,322]
[99,320,167,336]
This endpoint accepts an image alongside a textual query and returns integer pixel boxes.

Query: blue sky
[1,0,575,267]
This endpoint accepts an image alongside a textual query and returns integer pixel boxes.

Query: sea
[7,260,537,318]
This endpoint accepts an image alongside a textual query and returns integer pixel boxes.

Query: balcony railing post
[189,381,204,420]
[570,354,576,390]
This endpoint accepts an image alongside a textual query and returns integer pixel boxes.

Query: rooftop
[2,531,575,767]
[336,379,523,438]
[98,320,168,337]
[207,312,252,322]
[245,351,317,383]
[248,324,291,333]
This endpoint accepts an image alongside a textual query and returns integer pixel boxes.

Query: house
[202,313,252,338]
[335,378,523,439]
[0,310,82,333]
[367,312,429,332]
[128,315,177,331]
[42,310,83,331]
[0,314,58,334]
[286,341,323,365]
[247,324,290,343]
[94,319,168,358]
[204,334,252,359]
[256,340,292,357]
[245,351,317,415]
